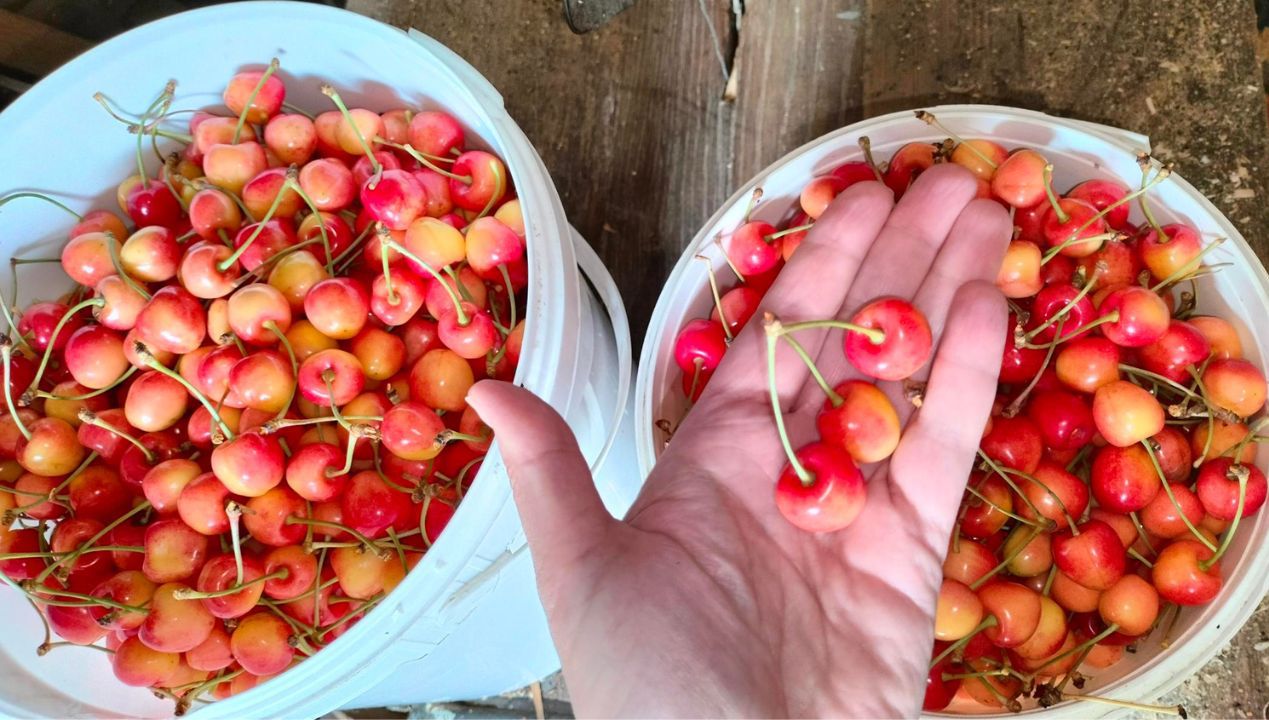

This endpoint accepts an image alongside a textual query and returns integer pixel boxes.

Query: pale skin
[467,164,1014,718]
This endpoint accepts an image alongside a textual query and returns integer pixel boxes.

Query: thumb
[466,380,615,591]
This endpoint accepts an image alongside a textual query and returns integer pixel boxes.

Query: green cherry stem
[777,318,886,346]
[29,297,104,394]
[1041,164,1069,224]
[382,232,469,325]
[216,166,294,272]
[778,332,842,406]
[915,110,998,170]
[321,85,381,176]
[373,138,470,182]
[763,314,812,486]
[1200,464,1248,570]
[1141,440,1218,552]
[695,255,732,342]
[232,58,280,144]
[1,338,31,441]
[172,567,288,600]
[0,192,83,221]
[34,501,151,585]
[134,342,235,439]
[929,615,998,669]
[106,233,152,301]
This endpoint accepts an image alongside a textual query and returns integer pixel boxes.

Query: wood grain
[0,8,90,79]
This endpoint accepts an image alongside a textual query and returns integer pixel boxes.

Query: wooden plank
[861,0,1269,263]
[348,0,736,340]
[0,8,91,78]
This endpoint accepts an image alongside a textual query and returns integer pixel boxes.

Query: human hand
[467,164,1013,718]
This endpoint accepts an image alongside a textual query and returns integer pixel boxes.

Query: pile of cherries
[0,60,528,711]
[670,112,1266,715]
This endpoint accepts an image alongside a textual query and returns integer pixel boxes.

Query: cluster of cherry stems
[0,59,530,711]
[671,112,1266,715]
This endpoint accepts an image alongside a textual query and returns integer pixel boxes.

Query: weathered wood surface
[346,0,1269,716]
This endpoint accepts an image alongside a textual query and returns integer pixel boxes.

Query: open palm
[468,164,1013,718]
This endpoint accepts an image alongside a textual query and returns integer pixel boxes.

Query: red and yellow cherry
[135,286,207,355]
[1195,458,1267,520]
[934,578,983,641]
[191,554,267,619]
[1027,284,1096,343]
[1052,519,1126,590]
[142,519,209,584]
[976,580,1041,648]
[1042,198,1108,258]
[773,442,866,533]
[960,473,1013,538]
[186,624,234,673]
[1191,419,1257,464]
[1138,223,1202,282]
[231,611,295,676]
[1188,315,1243,360]
[449,150,507,212]
[996,241,1043,298]
[1140,481,1205,539]
[409,349,474,413]
[112,635,181,687]
[361,168,425,231]
[298,157,356,211]
[1099,285,1170,348]
[63,325,129,390]
[17,417,85,477]
[1025,390,1094,451]
[1138,320,1211,384]
[242,487,307,547]
[673,318,728,378]
[298,349,365,407]
[1003,527,1053,578]
[303,278,369,340]
[139,581,216,653]
[1090,444,1160,513]
[1202,358,1267,418]
[211,431,286,497]
[842,297,932,381]
[203,142,268,195]
[950,139,1008,181]
[1098,573,1159,637]
[227,283,292,345]
[1092,380,1164,447]
[1067,178,1131,229]
[141,458,200,514]
[816,380,900,465]
[66,464,132,523]
[91,570,156,633]
[262,544,317,600]
[124,370,188,432]
[381,400,446,461]
[224,65,285,123]
[882,142,936,197]
[991,149,1048,208]
[1013,595,1067,660]
[284,441,347,502]
[1152,539,1222,606]
[264,113,317,165]
[979,415,1043,474]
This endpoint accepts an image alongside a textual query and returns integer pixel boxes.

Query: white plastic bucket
[635,105,1269,717]
[0,2,637,718]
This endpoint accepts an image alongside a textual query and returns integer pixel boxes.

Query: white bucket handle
[570,229,632,475]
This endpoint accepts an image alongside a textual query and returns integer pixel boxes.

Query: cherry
[841,297,932,381]
[340,470,411,538]
[347,327,406,383]
[142,519,209,584]
[1042,197,1108,258]
[773,442,865,533]
[1188,315,1243,360]
[1018,460,1089,530]
[1027,283,1096,343]
[1090,444,1160,513]
[190,554,267,619]
[1098,285,1170,348]
[1052,519,1126,590]
[673,318,728,381]
[264,113,317,166]
[1003,526,1052,578]
[203,141,268,195]
[119,431,183,487]
[61,231,118,287]
[882,142,935,197]
[974,580,1039,648]
[298,157,357,211]
[408,110,464,157]
[124,370,188,432]
[297,211,353,264]
[139,581,216,653]
[189,186,245,240]
[1141,481,1205,539]
[724,221,781,276]
[1202,358,1266,418]
[231,612,295,676]
[224,64,285,124]
[243,487,307,546]
[1014,595,1067,660]
[304,278,370,340]
[465,217,525,281]
[1192,419,1257,465]
[352,150,402,186]
[1152,539,1221,605]
[979,415,1043,473]
[175,472,230,535]
[381,400,446,461]
[1049,569,1101,613]
[125,179,184,230]
[211,431,285,497]
[1138,320,1211,384]
[991,149,1048,208]
[231,217,299,272]
[67,464,132,523]
[361,169,425,231]
[119,225,180,283]
[996,240,1043,298]
[179,241,242,300]
[135,286,207,355]
[1195,458,1267,520]
[1092,380,1164,448]
[1025,390,1094,450]
[298,349,366,408]
[262,545,317,600]
[17,416,85,477]
[1067,178,1131,230]
[449,150,507,212]
[112,635,181,687]
[141,458,200,514]
[1054,336,1120,393]
[91,570,156,633]
[816,380,901,464]
[1076,238,1142,288]
[63,325,129,390]
[1138,223,1202,282]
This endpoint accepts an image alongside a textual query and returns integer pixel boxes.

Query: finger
[702,181,894,409]
[886,280,1007,543]
[793,163,980,410]
[466,380,615,602]
[912,198,1013,347]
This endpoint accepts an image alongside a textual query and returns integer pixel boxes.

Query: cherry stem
[0,192,83,221]
[1060,693,1186,717]
[1129,511,1158,556]
[222,500,245,585]
[963,482,1040,527]
[1200,465,1247,570]
[261,414,381,432]
[740,187,763,224]
[283,178,335,274]
[321,85,381,175]
[778,333,842,406]
[1021,311,1119,350]
[437,429,486,445]
[778,318,886,346]
[1006,317,1065,416]
[710,235,748,285]
[1047,168,1172,256]
[1040,231,1125,265]
[1041,564,1058,596]
[135,342,234,440]
[858,136,885,183]
[969,525,1043,590]
[333,221,377,274]
[379,236,398,305]
[264,321,298,421]
[29,297,103,394]
[382,234,469,325]
[48,451,98,498]
[1141,440,1218,552]
[1118,364,1205,407]
[915,111,998,170]
[316,593,384,639]
[498,263,517,335]
[1,339,31,441]
[977,451,1050,525]
[217,167,294,272]
[1021,271,1100,342]
[763,314,812,486]
[1137,154,1167,236]
[1041,164,1069,224]
[233,238,325,289]
[26,590,146,614]
[765,223,814,242]
[474,157,506,219]
[173,567,289,600]
[34,501,151,585]
[0,290,33,355]
[106,232,152,301]
[326,426,359,478]
[695,255,733,342]
[231,58,279,144]
[373,138,471,183]
[1028,622,1120,676]
[289,516,390,559]
[1128,547,1154,568]
[928,615,998,668]
[1149,237,1226,292]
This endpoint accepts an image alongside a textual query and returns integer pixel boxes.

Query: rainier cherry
[841,297,932,381]
[773,443,865,533]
